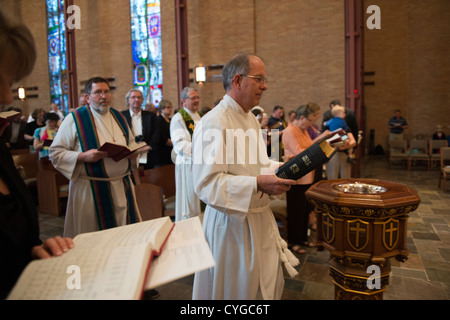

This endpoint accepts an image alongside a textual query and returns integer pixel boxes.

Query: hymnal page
[7,217,173,300]
[145,217,215,290]
[0,110,20,125]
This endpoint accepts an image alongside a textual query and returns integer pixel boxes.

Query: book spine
[276,143,327,180]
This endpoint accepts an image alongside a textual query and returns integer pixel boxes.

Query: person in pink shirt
[282,104,329,253]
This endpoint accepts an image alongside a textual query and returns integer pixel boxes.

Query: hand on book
[31,236,74,260]
[78,149,109,163]
[257,174,297,195]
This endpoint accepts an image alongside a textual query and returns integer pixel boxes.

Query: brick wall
[364,0,450,151]
[187,0,346,119]
[2,0,448,150]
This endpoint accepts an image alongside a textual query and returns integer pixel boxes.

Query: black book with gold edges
[276,130,344,180]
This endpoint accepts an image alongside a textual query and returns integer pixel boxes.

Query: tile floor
[38,155,450,300]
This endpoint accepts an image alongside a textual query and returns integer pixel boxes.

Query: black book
[276,132,342,180]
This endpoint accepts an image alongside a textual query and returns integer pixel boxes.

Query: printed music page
[7,217,173,300]
[145,216,215,290]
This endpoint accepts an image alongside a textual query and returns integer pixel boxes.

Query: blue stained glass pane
[148,37,161,61]
[46,0,68,112]
[147,14,160,38]
[130,0,162,103]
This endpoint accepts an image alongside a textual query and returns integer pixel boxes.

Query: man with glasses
[170,87,202,222]
[191,53,297,300]
[121,89,160,169]
[49,77,145,238]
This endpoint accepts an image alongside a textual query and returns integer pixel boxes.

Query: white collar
[129,109,141,118]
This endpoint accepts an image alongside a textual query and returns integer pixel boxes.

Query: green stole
[178,107,202,137]
[72,106,139,230]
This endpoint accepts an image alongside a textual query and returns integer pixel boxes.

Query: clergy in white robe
[49,78,142,238]
[170,87,202,222]
[191,54,298,300]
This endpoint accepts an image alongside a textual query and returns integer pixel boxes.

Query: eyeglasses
[187,96,200,101]
[90,90,111,97]
[240,74,268,84]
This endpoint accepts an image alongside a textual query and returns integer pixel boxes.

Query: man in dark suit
[121,89,160,168]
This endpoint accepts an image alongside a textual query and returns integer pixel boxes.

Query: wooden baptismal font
[306,179,420,300]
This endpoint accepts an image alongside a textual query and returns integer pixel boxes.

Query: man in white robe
[49,77,144,238]
[170,87,202,222]
[191,54,298,300]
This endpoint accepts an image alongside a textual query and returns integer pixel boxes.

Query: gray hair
[180,87,197,101]
[223,53,265,92]
[159,99,173,110]
[222,53,254,92]
[125,89,143,107]
[294,104,315,120]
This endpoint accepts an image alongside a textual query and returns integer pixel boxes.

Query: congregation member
[191,53,298,300]
[0,8,73,299]
[322,99,359,144]
[49,102,64,124]
[1,106,27,150]
[170,87,202,221]
[156,99,174,166]
[121,89,160,168]
[388,109,408,141]
[282,104,329,254]
[49,77,146,238]
[24,108,45,146]
[33,112,59,159]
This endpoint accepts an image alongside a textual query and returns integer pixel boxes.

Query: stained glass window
[46,0,68,113]
[130,0,163,107]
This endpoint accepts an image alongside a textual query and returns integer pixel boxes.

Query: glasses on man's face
[90,90,111,97]
[240,74,268,84]
[187,96,200,101]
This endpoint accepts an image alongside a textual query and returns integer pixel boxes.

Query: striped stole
[72,106,139,230]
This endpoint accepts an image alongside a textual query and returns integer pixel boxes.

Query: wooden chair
[134,183,164,221]
[388,139,408,169]
[429,139,448,169]
[407,139,430,170]
[10,148,31,155]
[439,147,450,192]
[270,194,288,241]
[134,164,176,217]
[12,152,38,190]
[37,157,69,216]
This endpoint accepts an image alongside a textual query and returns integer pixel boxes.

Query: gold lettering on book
[302,155,312,166]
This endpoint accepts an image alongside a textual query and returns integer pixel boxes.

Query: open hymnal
[7,216,214,300]
[0,110,21,126]
[98,141,147,162]
[326,129,349,147]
